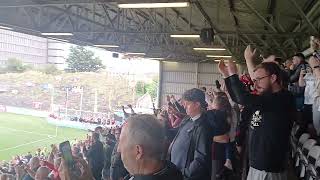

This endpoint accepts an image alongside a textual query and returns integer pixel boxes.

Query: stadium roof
[0,0,319,62]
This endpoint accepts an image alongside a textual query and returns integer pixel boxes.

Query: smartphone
[59,141,74,168]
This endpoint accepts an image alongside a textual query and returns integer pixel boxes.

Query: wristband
[313,65,320,69]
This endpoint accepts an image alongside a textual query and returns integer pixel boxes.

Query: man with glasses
[218,60,296,180]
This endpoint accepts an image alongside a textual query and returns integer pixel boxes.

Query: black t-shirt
[225,74,296,172]
[247,90,295,172]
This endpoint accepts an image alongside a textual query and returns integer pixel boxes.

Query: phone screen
[59,141,74,167]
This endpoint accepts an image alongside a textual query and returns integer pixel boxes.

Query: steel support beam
[288,0,318,34]
[239,0,287,57]
[194,0,240,61]
[291,0,320,32]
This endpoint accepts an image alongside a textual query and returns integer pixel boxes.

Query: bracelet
[314,65,320,69]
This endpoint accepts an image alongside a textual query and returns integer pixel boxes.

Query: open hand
[218,60,238,77]
[218,60,229,77]
[244,45,257,62]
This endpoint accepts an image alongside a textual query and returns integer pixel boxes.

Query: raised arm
[244,45,258,78]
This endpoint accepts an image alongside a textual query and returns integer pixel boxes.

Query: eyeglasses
[252,75,270,83]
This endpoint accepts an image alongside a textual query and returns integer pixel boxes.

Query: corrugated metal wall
[159,61,222,106]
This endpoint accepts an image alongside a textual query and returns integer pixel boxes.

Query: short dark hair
[293,53,305,61]
[274,57,283,64]
[182,88,207,109]
[92,133,100,141]
[106,133,115,141]
[254,62,288,87]
[200,87,206,91]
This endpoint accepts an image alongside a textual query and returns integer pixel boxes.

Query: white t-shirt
[304,73,316,105]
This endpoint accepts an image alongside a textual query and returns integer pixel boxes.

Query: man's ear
[195,101,201,108]
[135,145,144,160]
[270,74,277,84]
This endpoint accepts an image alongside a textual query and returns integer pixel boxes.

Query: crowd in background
[0,35,320,180]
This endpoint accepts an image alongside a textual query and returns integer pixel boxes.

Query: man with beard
[219,60,295,180]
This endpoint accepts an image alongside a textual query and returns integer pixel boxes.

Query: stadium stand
[1,2,320,180]
[2,39,319,179]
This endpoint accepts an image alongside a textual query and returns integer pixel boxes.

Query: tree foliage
[135,81,146,97]
[6,58,27,72]
[135,78,158,99]
[41,64,60,75]
[66,46,105,72]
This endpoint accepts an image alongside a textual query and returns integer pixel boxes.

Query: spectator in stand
[211,92,239,176]
[25,152,32,162]
[122,105,136,119]
[110,128,128,180]
[41,158,61,180]
[167,105,184,129]
[169,88,212,180]
[284,59,293,73]
[118,114,183,180]
[58,156,94,180]
[102,134,116,180]
[219,60,295,180]
[127,104,136,116]
[308,35,320,135]
[167,95,186,114]
[206,94,232,180]
[122,106,130,119]
[289,53,309,111]
[34,166,50,180]
[22,157,40,180]
[309,55,320,135]
[298,64,317,135]
[235,105,253,180]
[0,173,14,180]
[86,132,104,180]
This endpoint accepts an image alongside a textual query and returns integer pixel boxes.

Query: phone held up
[59,141,75,168]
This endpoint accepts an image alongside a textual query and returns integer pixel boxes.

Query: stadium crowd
[0,35,320,180]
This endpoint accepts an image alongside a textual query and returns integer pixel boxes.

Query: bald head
[118,114,166,174]
[29,157,40,169]
[127,114,165,160]
[35,167,50,180]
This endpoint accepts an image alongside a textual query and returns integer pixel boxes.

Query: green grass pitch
[0,112,87,160]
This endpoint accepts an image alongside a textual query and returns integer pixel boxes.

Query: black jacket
[289,62,308,83]
[225,74,295,172]
[110,142,129,180]
[206,110,230,137]
[124,161,183,180]
[169,114,212,180]
[87,141,104,169]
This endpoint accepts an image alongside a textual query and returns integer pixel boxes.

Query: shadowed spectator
[86,133,104,180]
[102,134,116,180]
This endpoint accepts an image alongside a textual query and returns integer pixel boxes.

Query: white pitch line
[0,137,52,152]
[0,126,54,137]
